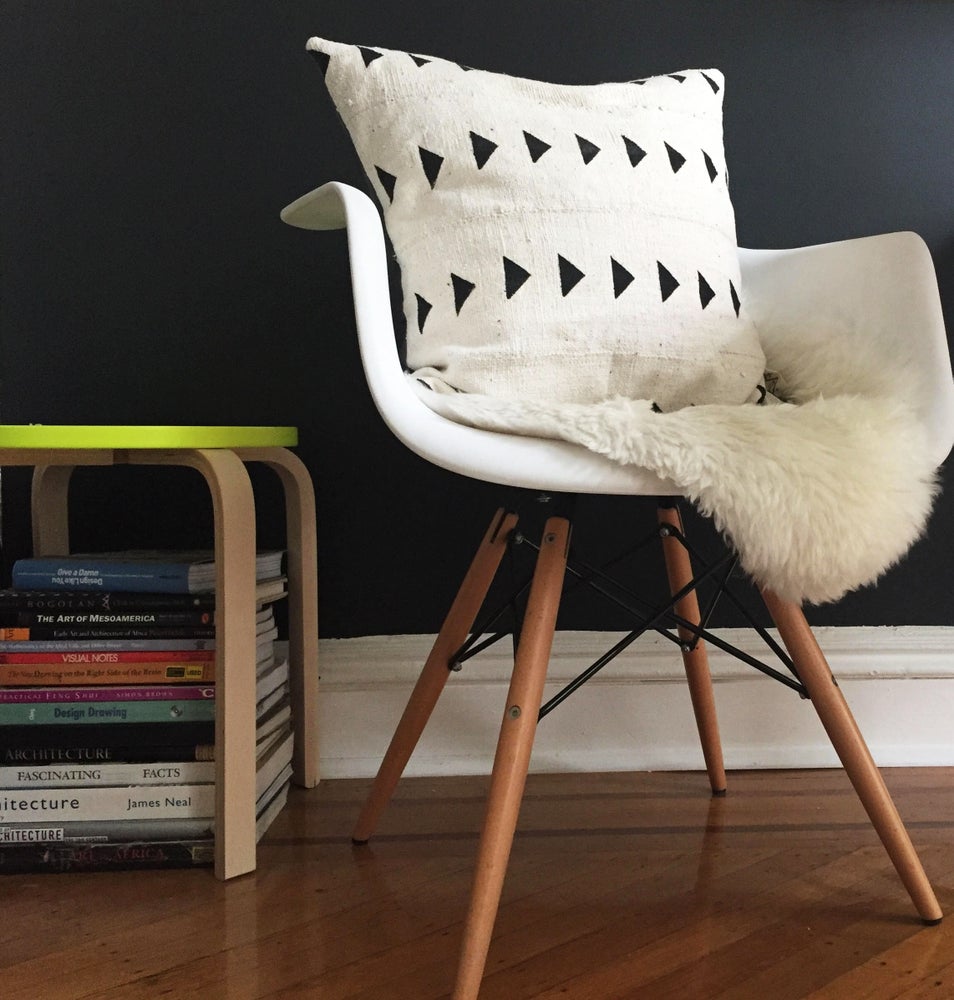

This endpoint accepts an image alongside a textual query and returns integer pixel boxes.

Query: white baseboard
[316,627,954,778]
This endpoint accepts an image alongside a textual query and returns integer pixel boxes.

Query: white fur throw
[307,37,766,411]
[415,333,939,605]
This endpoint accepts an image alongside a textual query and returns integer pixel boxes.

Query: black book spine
[0,840,214,873]
[0,611,214,627]
[0,722,215,750]
[0,590,216,611]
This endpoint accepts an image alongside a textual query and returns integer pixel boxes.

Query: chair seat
[0,425,298,450]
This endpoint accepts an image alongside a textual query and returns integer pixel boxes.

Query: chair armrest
[281,182,412,445]
[280,182,671,495]
[740,235,954,466]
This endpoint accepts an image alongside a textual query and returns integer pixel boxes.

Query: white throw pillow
[307,37,765,411]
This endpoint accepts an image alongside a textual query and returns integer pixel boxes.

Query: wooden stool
[0,424,319,880]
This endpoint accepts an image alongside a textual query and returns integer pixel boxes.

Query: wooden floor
[1,768,952,999]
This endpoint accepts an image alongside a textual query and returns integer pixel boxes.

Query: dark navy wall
[3,1,953,635]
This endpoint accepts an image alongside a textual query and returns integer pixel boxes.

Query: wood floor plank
[0,768,949,999]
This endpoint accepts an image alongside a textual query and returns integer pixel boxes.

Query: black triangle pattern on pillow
[470,132,498,169]
[658,263,680,302]
[523,131,552,162]
[576,135,601,164]
[698,272,716,309]
[623,136,647,167]
[452,274,476,313]
[330,49,739,323]
[558,255,585,296]
[375,166,397,202]
[504,257,532,298]
[665,143,686,173]
[418,147,444,188]
[415,294,432,332]
[611,258,635,298]
[310,49,331,75]
[358,46,383,68]
[436,254,695,311]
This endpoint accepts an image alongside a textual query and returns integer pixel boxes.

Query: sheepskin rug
[414,327,940,605]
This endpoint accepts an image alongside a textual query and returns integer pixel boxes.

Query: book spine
[0,839,214,872]
[0,685,215,704]
[0,817,215,843]
[0,611,213,627]
[0,626,217,641]
[0,638,214,652]
[0,701,215,725]
[1,743,214,764]
[11,560,198,594]
[0,784,215,823]
[0,589,215,611]
[0,759,216,787]
[256,785,290,841]
[0,649,214,663]
[0,721,215,748]
[0,661,216,686]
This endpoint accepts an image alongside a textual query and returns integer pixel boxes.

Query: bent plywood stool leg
[236,446,320,789]
[31,464,75,554]
[657,503,727,795]
[31,452,117,554]
[133,448,259,881]
[353,508,519,844]
[453,517,570,1000]
[762,588,942,924]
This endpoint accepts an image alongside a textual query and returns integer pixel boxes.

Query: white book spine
[0,818,213,843]
[0,760,215,788]
[0,784,215,823]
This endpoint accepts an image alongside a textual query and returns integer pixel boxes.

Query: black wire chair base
[447,500,807,723]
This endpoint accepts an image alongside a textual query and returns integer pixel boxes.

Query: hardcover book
[0,759,216,788]
[0,720,216,750]
[11,550,285,595]
[0,839,215,873]
[0,698,215,726]
[0,660,216,686]
[0,684,215,704]
[0,783,216,822]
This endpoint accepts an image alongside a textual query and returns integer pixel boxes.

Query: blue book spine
[11,559,202,594]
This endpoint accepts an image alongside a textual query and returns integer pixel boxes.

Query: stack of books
[0,550,294,873]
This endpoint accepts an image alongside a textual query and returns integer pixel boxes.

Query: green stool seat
[0,425,298,449]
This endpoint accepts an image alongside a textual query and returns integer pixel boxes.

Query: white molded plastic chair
[284,181,954,1000]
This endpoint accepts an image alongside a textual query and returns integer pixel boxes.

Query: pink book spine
[0,685,215,703]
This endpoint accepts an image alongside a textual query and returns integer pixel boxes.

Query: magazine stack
[0,550,293,873]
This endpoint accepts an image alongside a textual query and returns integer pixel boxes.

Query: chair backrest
[740,235,954,468]
[284,182,954,483]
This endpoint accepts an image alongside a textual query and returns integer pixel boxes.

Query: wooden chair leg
[453,517,570,1000]
[658,503,727,795]
[762,589,942,924]
[352,508,519,844]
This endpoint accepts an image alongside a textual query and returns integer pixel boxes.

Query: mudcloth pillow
[307,36,766,411]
